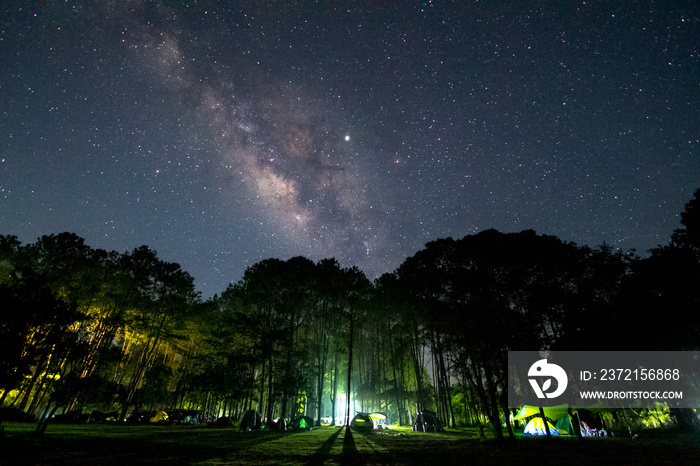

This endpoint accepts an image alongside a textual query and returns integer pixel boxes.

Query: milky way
[1,2,698,297]
[127,14,389,269]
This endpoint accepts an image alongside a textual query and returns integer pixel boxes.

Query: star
[0,3,696,298]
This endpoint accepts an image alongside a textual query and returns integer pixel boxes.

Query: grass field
[1,422,699,465]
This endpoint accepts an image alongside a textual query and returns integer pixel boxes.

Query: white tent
[524,417,561,435]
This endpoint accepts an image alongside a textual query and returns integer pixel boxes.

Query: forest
[1,189,698,437]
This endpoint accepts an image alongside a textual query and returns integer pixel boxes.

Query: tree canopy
[1,189,698,434]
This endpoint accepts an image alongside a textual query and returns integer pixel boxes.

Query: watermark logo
[510,351,700,408]
[528,358,568,399]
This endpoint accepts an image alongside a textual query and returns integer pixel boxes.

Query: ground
[1,423,698,465]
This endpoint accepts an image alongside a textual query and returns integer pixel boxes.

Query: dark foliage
[0,188,697,434]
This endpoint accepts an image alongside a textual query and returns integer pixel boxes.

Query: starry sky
[1,1,698,298]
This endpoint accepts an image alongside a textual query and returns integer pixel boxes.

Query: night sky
[1,2,698,298]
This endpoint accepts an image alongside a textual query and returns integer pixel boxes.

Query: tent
[168,409,201,425]
[149,410,168,423]
[412,411,444,433]
[127,410,155,424]
[239,410,262,431]
[88,410,118,423]
[350,413,374,431]
[514,405,570,436]
[573,409,607,437]
[554,416,572,435]
[524,417,560,435]
[290,415,314,430]
[512,404,570,421]
[270,417,287,430]
[513,405,607,436]
[368,412,387,429]
[209,416,235,427]
[0,407,35,423]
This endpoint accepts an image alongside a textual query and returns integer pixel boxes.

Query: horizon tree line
[0,189,698,435]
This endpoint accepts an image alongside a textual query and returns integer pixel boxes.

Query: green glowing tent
[290,415,314,430]
[512,404,570,421]
[514,405,575,435]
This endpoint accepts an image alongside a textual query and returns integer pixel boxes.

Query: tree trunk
[437,345,456,428]
[265,355,274,426]
[539,406,551,438]
[408,319,425,412]
[569,407,582,439]
[345,307,355,426]
[17,353,50,412]
[387,330,403,426]
[35,402,60,436]
[500,394,516,438]
[330,351,338,426]
[315,333,328,425]
[258,358,266,413]
[467,359,504,440]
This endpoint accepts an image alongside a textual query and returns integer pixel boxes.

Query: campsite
[2,192,700,462]
[2,420,700,465]
[1,1,699,463]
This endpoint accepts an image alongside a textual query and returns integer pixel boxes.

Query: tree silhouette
[2,189,699,432]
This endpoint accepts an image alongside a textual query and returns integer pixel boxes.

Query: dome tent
[239,410,262,431]
[350,413,374,431]
[524,417,561,435]
[290,415,314,430]
[412,410,444,433]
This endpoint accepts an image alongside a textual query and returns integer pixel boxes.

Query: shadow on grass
[307,425,343,465]
[4,423,700,465]
[341,426,358,465]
